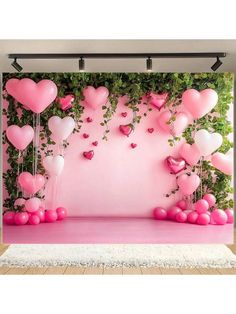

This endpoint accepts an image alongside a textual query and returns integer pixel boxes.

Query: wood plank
[6,267,28,275]
[103,267,122,275]
[199,268,220,275]
[84,266,104,275]
[122,266,142,275]
[25,267,48,275]
[64,266,85,275]
[0,267,10,275]
[159,268,181,275]
[217,268,236,275]
[140,267,162,275]
[44,267,67,275]
[179,268,201,275]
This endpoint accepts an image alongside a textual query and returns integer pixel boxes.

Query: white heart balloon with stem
[194,129,223,157]
[48,116,75,142]
[43,155,64,176]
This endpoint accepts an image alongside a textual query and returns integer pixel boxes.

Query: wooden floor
[1,230,236,275]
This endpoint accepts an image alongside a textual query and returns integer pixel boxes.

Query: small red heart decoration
[83,150,94,160]
[83,133,89,139]
[121,112,127,117]
[86,117,93,123]
[131,143,137,149]
[165,156,186,175]
[92,141,98,146]
[119,124,132,137]
[148,128,154,133]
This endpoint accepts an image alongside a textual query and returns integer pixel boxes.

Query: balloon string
[16,151,21,198]
[52,175,58,210]
[32,113,35,175]
[34,113,40,175]
[200,156,203,199]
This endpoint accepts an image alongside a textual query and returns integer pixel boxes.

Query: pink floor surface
[2,217,234,244]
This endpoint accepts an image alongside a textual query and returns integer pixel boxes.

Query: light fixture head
[146,57,152,72]
[79,57,85,72]
[211,56,222,72]
[11,58,23,72]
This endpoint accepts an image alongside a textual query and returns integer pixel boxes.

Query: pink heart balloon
[58,94,74,111]
[149,92,168,110]
[6,78,58,113]
[83,86,109,110]
[157,111,189,136]
[18,172,45,195]
[177,173,201,195]
[211,150,233,175]
[179,142,201,166]
[119,124,133,137]
[165,156,186,174]
[182,88,218,119]
[6,125,34,150]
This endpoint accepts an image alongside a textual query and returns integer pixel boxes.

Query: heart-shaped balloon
[194,129,223,157]
[177,173,201,196]
[83,86,109,110]
[83,150,94,160]
[6,78,58,114]
[149,92,168,110]
[119,124,133,137]
[182,88,218,119]
[157,111,189,136]
[43,155,64,176]
[18,172,45,195]
[6,125,34,150]
[211,149,233,175]
[179,142,201,166]
[165,156,186,174]
[58,94,74,111]
[25,197,41,213]
[48,116,75,142]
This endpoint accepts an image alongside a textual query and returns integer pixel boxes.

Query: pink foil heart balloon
[211,149,233,175]
[165,156,186,174]
[6,125,34,150]
[83,150,94,160]
[58,94,74,111]
[182,88,218,119]
[179,142,201,166]
[18,172,45,195]
[6,78,58,113]
[83,86,109,110]
[149,92,168,110]
[177,173,201,195]
[157,111,189,136]
[119,124,132,137]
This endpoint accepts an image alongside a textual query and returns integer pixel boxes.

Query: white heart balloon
[43,155,64,176]
[48,116,75,142]
[194,129,223,157]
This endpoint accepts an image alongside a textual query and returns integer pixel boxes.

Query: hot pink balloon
[165,156,186,174]
[34,208,45,222]
[58,94,74,111]
[182,88,218,119]
[211,150,233,176]
[45,210,58,223]
[3,211,15,225]
[197,213,210,225]
[194,199,209,214]
[6,125,34,150]
[225,209,234,224]
[119,124,133,137]
[28,214,40,225]
[157,111,189,136]
[18,172,45,195]
[167,206,182,220]
[14,212,29,225]
[153,207,167,220]
[187,211,199,224]
[25,197,41,213]
[56,207,68,220]
[211,209,227,225]
[149,92,168,110]
[83,86,109,110]
[175,211,187,223]
[203,194,216,207]
[177,173,200,196]
[179,142,201,166]
[176,200,187,210]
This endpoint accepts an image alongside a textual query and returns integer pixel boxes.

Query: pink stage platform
[2,217,234,244]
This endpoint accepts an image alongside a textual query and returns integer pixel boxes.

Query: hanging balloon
[179,142,201,166]
[6,125,34,150]
[18,172,45,195]
[25,197,41,213]
[5,78,58,113]
[58,94,74,111]
[211,149,233,175]
[182,88,218,119]
[43,155,65,176]
[119,124,133,137]
[48,116,75,142]
[194,129,223,157]
[83,86,109,110]
[149,92,168,110]
[177,173,201,196]
[165,156,186,174]
[157,111,189,136]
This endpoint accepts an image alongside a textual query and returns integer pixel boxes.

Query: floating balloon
[211,149,233,175]
[3,211,15,225]
[18,172,45,195]
[165,156,186,174]
[179,142,201,166]
[153,207,167,220]
[177,173,200,196]
[119,124,133,137]
[149,92,168,110]
[194,129,222,157]
[43,155,64,176]
[6,78,58,113]
[58,94,74,111]
[182,88,218,119]
[83,86,109,110]
[157,111,189,136]
[6,125,34,150]
[48,116,75,142]
[25,197,41,213]
[203,194,216,208]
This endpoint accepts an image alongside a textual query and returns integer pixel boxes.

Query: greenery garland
[2,72,234,212]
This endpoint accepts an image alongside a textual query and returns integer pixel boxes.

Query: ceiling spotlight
[211,56,222,72]
[11,58,23,72]
[79,57,85,72]
[146,57,152,72]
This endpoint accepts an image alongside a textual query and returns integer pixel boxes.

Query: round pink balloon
[25,197,41,213]
[6,125,34,150]
[6,78,58,113]
[56,207,68,220]
[187,211,199,224]
[83,86,109,110]
[34,208,45,222]
[211,209,227,225]
[175,211,187,223]
[203,194,216,208]
[225,209,234,224]
[167,206,182,220]
[177,173,200,196]
[176,200,187,210]
[28,214,40,225]
[179,143,201,166]
[14,212,29,225]
[18,172,45,195]
[45,210,58,223]
[3,211,15,225]
[194,199,209,214]
[153,207,167,220]
[14,198,26,209]
[197,213,210,225]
